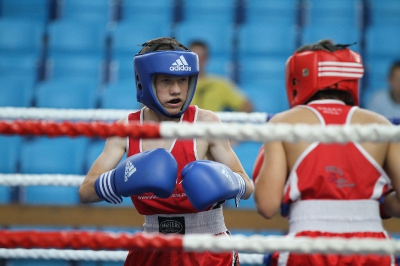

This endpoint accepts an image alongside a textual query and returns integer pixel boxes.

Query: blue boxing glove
[181,160,246,211]
[94,148,177,204]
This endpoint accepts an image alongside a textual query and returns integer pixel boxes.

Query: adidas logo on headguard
[170,55,191,71]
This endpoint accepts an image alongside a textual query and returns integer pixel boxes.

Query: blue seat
[0,76,35,107]
[232,141,262,177]
[49,53,105,80]
[366,24,400,58]
[239,56,287,86]
[0,17,44,58]
[307,0,357,19]
[1,0,49,22]
[245,0,297,26]
[238,22,296,57]
[370,0,400,25]
[0,136,23,204]
[241,80,289,114]
[111,21,170,80]
[47,19,108,80]
[182,0,234,25]
[35,77,99,109]
[302,19,360,49]
[101,79,142,110]
[174,21,234,59]
[361,57,393,106]
[0,54,39,78]
[20,137,89,175]
[206,54,233,77]
[122,0,173,24]
[61,0,112,23]
[20,137,89,205]
[0,136,23,173]
[48,19,107,55]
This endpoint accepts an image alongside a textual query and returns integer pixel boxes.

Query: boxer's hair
[138,37,189,54]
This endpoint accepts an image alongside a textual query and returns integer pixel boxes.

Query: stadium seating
[100,79,142,110]
[35,77,100,109]
[60,0,112,23]
[239,55,287,87]
[46,19,108,81]
[182,0,234,25]
[0,0,49,22]
[121,0,173,24]
[1,0,400,235]
[241,80,289,114]
[0,18,44,79]
[0,136,23,204]
[244,0,297,26]
[238,22,296,58]
[301,0,360,49]
[19,137,89,205]
[365,24,400,59]
[110,20,171,80]
[0,76,35,107]
[174,21,234,60]
[370,0,400,25]
[0,17,44,57]
[302,19,360,49]
[20,137,89,175]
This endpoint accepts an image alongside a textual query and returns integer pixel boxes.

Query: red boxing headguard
[285,48,364,108]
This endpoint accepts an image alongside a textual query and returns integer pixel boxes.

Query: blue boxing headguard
[134,49,199,117]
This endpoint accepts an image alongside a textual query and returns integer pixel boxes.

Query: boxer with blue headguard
[79,37,253,266]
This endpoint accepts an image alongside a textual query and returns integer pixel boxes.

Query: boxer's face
[154,74,189,115]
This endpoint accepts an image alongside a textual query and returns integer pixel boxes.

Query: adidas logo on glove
[124,161,137,182]
[170,55,191,71]
[221,167,234,185]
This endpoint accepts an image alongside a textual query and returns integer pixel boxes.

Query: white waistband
[144,207,227,234]
[288,200,384,234]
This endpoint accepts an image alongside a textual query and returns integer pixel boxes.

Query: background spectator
[365,61,400,119]
[189,40,254,112]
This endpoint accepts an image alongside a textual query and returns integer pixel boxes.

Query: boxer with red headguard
[254,39,400,266]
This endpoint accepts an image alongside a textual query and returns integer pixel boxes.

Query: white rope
[0,248,128,261]
[183,235,400,256]
[160,122,400,143]
[0,174,84,186]
[0,248,265,264]
[0,107,268,123]
[1,236,400,260]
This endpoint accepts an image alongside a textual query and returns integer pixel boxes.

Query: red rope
[0,120,161,138]
[0,230,183,250]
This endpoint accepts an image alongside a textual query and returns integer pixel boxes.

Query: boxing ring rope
[0,107,270,123]
[1,108,400,263]
[1,119,400,143]
[1,230,400,256]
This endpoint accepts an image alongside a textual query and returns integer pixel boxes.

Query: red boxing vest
[127,105,200,215]
[283,100,391,206]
